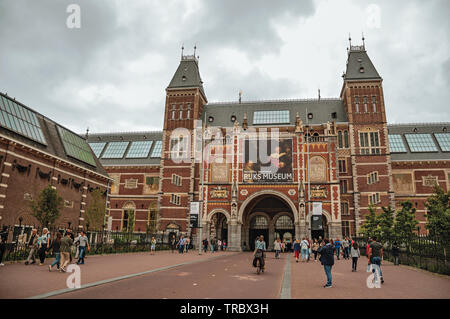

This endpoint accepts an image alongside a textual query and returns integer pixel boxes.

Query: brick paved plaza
[0,251,448,299]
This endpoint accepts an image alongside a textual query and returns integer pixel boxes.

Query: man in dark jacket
[318,238,335,288]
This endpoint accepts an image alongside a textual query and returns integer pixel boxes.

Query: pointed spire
[362,32,365,48]
[181,43,184,59]
[193,44,197,57]
[85,127,89,140]
[238,90,242,103]
[348,33,352,47]
[318,88,321,101]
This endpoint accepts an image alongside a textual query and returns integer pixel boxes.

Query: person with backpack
[342,237,350,260]
[368,236,384,284]
[300,237,309,262]
[350,241,361,272]
[293,239,301,263]
[334,238,341,260]
[318,239,335,288]
[60,232,73,272]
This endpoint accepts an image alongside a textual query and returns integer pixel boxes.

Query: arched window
[338,131,343,148]
[344,130,349,148]
[275,215,293,229]
[122,202,136,232]
[250,216,268,229]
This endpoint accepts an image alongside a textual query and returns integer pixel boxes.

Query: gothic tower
[158,51,208,235]
[340,41,395,235]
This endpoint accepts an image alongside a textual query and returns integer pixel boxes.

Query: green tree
[393,201,418,245]
[359,205,381,240]
[85,188,106,231]
[425,186,450,243]
[126,211,135,233]
[30,185,63,228]
[378,206,395,244]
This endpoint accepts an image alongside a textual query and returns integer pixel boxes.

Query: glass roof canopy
[150,141,162,157]
[434,133,450,152]
[126,141,153,158]
[388,134,407,153]
[253,110,290,125]
[57,126,97,167]
[404,134,438,152]
[102,141,130,159]
[89,142,107,157]
[0,95,47,145]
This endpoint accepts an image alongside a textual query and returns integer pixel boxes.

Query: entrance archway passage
[249,215,269,251]
[243,194,295,251]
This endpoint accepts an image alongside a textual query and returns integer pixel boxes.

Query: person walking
[281,239,286,253]
[49,232,62,272]
[312,239,319,261]
[202,238,208,253]
[25,228,39,265]
[0,226,8,266]
[74,231,89,265]
[170,235,176,253]
[392,242,400,266]
[350,241,360,272]
[318,239,335,288]
[177,235,185,254]
[293,239,301,263]
[342,237,350,260]
[150,237,156,255]
[60,232,73,272]
[210,238,215,253]
[222,241,227,251]
[368,236,384,284]
[185,237,190,253]
[38,228,50,265]
[274,238,282,259]
[217,239,222,251]
[66,229,74,263]
[334,238,341,260]
[300,237,309,262]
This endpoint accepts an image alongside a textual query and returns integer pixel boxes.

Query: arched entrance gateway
[241,192,297,251]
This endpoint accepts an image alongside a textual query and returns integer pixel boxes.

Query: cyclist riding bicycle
[253,235,266,270]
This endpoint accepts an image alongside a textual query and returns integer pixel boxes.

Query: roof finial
[348,33,352,47]
[85,127,89,140]
[318,88,321,101]
[239,90,242,104]
[181,43,184,59]
[194,44,197,57]
[362,32,365,47]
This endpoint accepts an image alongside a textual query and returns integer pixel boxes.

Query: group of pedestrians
[202,237,227,253]
[22,228,90,272]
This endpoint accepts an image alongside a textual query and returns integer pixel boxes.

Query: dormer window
[182,75,187,81]
[359,67,365,73]
[208,116,214,123]
[230,115,236,122]
[308,113,313,120]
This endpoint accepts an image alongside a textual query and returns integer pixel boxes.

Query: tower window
[355,96,359,113]
[331,112,337,119]
[363,96,368,113]
[308,113,313,120]
[359,131,381,155]
[344,130,349,148]
[338,131,343,148]
[230,115,236,122]
[372,96,377,112]
[208,116,214,123]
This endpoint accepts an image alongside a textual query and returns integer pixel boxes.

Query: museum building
[82,42,448,251]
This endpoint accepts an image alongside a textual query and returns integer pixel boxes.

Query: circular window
[359,67,365,73]
[208,116,214,123]
[230,115,236,122]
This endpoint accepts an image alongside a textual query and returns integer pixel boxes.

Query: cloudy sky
[0,0,449,134]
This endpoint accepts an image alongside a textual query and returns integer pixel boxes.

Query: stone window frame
[368,192,380,205]
[170,194,181,206]
[367,171,379,185]
[340,201,350,216]
[372,96,377,113]
[170,135,189,160]
[359,129,381,155]
[171,174,182,186]
[338,158,347,173]
[124,178,138,189]
[355,96,360,113]
[340,179,348,193]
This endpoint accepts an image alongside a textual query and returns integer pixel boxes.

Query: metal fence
[0,224,185,263]
[354,235,450,276]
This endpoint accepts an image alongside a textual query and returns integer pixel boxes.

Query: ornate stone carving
[309,156,327,182]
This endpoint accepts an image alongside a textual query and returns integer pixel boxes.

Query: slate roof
[203,98,348,127]
[167,55,207,101]
[344,46,381,81]
[388,123,450,161]
[0,92,109,178]
[87,131,163,166]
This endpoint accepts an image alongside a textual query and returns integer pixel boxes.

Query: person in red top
[366,238,373,261]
